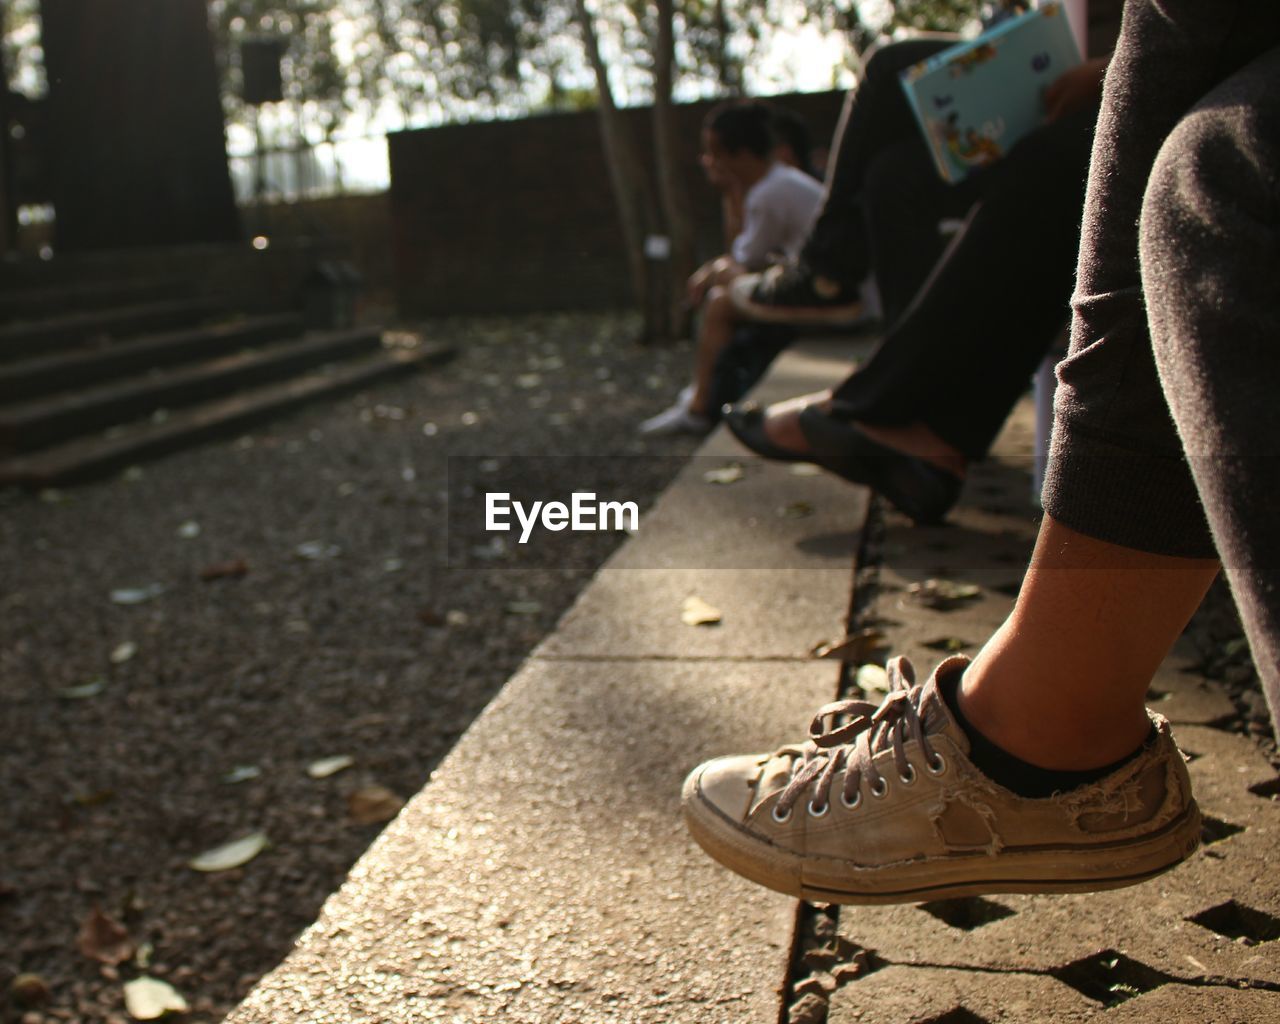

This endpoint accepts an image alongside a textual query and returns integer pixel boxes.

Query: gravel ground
[0,312,701,1024]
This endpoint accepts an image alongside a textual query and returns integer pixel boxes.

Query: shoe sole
[682,769,1203,905]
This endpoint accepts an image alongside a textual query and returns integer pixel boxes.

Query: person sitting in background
[701,105,826,417]
[638,100,823,436]
[724,5,1117,522]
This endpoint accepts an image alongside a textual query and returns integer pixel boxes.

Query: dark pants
[806,38,975,319]
[828,91,1099,458]
[1042,0,1280,733]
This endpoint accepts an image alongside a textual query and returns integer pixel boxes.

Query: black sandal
[797,405,963,524]
[723,402,813,463]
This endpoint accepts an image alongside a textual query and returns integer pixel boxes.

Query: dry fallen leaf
[703,463,745,485]
[811,629,887,662]
[779,501,814,519]
[295,540,341,561]
[789,463,822,477]
[923,636,972,653]
[856,664,890,695]
[681,596,722,626]
[188,832,268,873]
[906,579,982,610]
[78,907,134,966]
[110,642,138,665]
[506,600,542,616]
[307,755,355,779]
[348,785,405,825]
[176,520,201,539]
[1223,637,1250,659]
[109,585,165,606]
[59,678,106,700]
[123,976,189,1020]
[199,558,250,582]
[222,765,261,785]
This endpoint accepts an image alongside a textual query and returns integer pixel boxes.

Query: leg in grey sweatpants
[1043,0,1280,733]
[1144,46,1280,740]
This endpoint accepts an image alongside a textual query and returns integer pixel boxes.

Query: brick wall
[252,194,394,306]
[388,91,846,316]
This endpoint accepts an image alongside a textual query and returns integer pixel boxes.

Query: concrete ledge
[224,340,1280,1024]
[225,339,868,1023]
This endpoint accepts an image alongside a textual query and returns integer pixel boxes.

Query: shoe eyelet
[771,803,792,824]
[927,753,947,776]
[899,764,917,786]
[807,799,830,819]
[840,789,861,810]
[870,778,888,798]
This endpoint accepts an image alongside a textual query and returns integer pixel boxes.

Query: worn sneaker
[729,263,866,327]
[638,386,713,436]
[681,656,1201,904]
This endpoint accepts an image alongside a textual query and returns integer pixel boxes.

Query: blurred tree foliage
[200,0,985,338]
[205,1,988,135]
[2,0,45,96]
[1,2,989,127]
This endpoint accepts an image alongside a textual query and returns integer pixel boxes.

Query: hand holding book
[1044,56,1110,122]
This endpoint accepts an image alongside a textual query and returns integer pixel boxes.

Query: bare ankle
[854,421,967,477]
[958,652,1152,771]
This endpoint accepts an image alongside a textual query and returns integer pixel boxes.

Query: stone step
[0,276,196,323]
[0,296,229,362]
[0,312,303,403]
[0,342,454,487]
[0,327,386,454]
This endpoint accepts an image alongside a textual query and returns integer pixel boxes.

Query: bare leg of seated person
[636,296,729,439]
[638,286,739,437]
[687,286,737,418]
[958,519,1218,770]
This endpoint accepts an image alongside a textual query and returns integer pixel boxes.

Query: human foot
[724,395,964,522]
[638,386,714,437]
[721,390,832,463]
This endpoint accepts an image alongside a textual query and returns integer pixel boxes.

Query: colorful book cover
[899,2,1082,183]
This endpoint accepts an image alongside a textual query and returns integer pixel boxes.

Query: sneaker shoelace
[773,656,942,819]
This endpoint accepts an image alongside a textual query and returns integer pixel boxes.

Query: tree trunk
[572,0,661,342]
[41,0,239,250]
[651,0,696,340]
[712,0,743,94]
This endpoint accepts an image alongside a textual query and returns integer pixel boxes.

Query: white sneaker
[638,389,713,436]
[682,655,1202,904]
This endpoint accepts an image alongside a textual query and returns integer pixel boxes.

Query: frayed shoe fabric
[682,656,1202,905]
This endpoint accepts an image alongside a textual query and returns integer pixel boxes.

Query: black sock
[938,668,1155,799]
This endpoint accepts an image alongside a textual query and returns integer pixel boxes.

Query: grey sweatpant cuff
[1041,419,1218,560]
